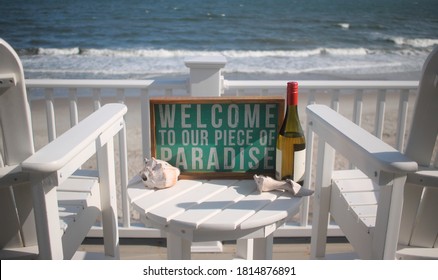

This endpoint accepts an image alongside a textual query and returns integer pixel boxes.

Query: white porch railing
[25,56,419,239]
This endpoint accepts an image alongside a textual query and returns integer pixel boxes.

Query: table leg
[236,239,254,259]
[253,234,273,260]
[167,232,191,260]
[236,234,273,260]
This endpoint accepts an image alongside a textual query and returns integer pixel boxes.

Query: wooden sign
[150,96,284,178]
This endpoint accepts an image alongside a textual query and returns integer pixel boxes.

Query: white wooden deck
[80,237,354,260]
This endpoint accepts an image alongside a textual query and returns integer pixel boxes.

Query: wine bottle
[275,81,306,184]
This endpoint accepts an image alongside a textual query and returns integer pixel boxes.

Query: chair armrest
[306,104,417,176]
[22,103,127,173]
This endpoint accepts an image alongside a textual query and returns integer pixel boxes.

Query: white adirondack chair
[0,38,127,259]
[308,46,438,259]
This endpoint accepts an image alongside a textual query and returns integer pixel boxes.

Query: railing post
[184,56,227,97]
[396,89,410,152]
[375,89,387,139]
[45,88,56,142]
[300,92,317,227]
[68,88,78,127]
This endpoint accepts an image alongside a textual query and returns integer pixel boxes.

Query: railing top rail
[26,79,419,96]
[224,80,418,90]
[26,79,419,90]
[26,78,188,89]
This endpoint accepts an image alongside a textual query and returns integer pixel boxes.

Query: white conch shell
[139,157,180,189]
[253,175,314,197]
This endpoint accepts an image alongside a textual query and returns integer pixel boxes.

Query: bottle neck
[279,81,303,135]
[285,103,299,121]
[287,89,298,107]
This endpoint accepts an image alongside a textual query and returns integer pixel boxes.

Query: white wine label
[293,148,306,183]
[275,147,306,182]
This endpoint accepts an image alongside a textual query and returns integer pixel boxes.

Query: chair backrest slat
[404,47,438,166]
[0,40,35,164]
[408,188,438,248]
[400,46,438,249]
[0,39,37,249]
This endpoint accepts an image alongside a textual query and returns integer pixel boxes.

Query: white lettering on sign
[228,104,239,128]
[181,104,191,128]
[191,147,203,169]
[155,102,279,172]
[197,104,207,128]
[211,104,222,128]
[214,129,254,146]
[182,129,208,146]
[265,104,276,128]
[159,146,275,171]
[159,104,176,128]
[158,103,273,129]
[245,104,259,128]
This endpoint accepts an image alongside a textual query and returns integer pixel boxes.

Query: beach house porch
[18,55,428,259]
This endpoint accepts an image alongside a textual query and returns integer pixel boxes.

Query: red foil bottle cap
[287,82,298,106]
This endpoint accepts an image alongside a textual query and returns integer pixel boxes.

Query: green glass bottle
[275,81,306,184]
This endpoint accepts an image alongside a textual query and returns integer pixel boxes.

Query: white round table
[128,177,303,259]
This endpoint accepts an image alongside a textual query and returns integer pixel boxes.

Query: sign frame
[149,96,284,179]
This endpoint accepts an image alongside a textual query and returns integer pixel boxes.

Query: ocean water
[2,0,438,80]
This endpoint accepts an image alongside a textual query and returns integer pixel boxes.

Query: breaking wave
[18,47,396,58]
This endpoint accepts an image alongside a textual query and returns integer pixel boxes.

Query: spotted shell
[139,157,180,189]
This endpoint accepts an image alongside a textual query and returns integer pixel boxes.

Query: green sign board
[150,97,284,178]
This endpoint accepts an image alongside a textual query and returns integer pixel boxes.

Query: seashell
[139,157,180,189]
[253,175,314,197]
